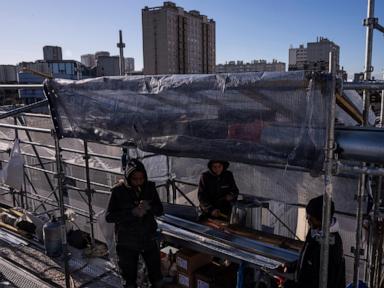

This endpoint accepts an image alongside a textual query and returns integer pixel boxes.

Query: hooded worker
[106,159,163,288]
[295,195,345,288]
[198,160,239,219]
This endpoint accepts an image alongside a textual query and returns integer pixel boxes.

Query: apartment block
[289,37,340,71]
[43,46,63,61]
[216,59,285,73]
[142,1,215,75]
[96,56,120,76]
[81,54,96,68]
[125,57,135,73]
[288,45,307,70]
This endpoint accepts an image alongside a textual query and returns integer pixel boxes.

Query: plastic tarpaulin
[45,71,331,171]
[0,139,24,190]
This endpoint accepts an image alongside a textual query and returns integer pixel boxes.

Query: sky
[1,0,384,79]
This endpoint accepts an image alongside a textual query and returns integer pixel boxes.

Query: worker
[198,160,239,220]
[294,195,346,288]
[105,159,164,288]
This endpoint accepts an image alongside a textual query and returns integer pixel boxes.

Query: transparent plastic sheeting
[46,71,330,171]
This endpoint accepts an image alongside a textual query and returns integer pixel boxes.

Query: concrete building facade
[0,65,18,105]
[0,65,17,83]
[81,54,96,68]
[307,37,339,68]
[43,46,63,61]
[125,57,135,73]
[216,59,285,73]
[142,1,215,75]
[96,56,120,76]
[288,37,340,71]
[81,52,135,76]
[288,45,307,70]
[95,51,110,61]
[17,59,85,104]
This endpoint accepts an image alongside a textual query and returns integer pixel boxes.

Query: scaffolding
[0,1,383,288]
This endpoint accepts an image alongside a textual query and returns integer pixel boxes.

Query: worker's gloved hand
[211,209,221,218]
[225,194,234,202]
[139,200,151,211]
[132,206,146,217]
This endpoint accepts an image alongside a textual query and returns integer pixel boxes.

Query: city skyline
[1,0,384,79]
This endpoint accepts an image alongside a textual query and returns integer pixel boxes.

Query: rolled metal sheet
[335,127,384,164]
[157,214,299,268]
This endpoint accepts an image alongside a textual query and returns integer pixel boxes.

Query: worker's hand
[211,209,221,217]
[132,206,146,217]
[139,200,151,211]
[225,194,234,202]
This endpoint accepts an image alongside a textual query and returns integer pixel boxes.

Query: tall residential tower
[142,1,215,75]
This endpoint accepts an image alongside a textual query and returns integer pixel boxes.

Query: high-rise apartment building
[289,37,339,71]
[43,46,63,61]
[142,1,215,75]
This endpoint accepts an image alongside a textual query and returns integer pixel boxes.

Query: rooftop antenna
[117,30,126,76]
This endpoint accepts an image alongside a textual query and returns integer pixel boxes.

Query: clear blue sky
[1,0,384,79]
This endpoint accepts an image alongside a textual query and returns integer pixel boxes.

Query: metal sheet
[158,214,299,266]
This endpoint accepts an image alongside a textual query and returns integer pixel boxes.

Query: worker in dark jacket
[295,195,346,288]
[105,159,163,288]
[198,160,239,219]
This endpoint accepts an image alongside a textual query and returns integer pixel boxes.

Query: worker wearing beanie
[106,159,163,288]
[295,195,345,288]
[198,160,239,220]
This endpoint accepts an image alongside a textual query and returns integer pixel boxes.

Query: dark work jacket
[198,170,239,216]
[105,180,163,250]
[296,229,346,288]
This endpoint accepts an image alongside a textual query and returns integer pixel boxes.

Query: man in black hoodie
[198,160,239,219]
[106,159,163,288]
[295,195,346,288]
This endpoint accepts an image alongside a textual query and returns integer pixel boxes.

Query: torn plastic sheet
[45,71,330,171]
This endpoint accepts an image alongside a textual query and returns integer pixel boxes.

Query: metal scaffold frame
[0,1,383,288]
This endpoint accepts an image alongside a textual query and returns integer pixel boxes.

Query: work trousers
[116,241,162,288]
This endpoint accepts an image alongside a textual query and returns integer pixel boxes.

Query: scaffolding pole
[0,99,48,120]
[83,140,95,249]
[368,74,384,288]
[0,84,44,89]
[17,115,59,203]
[353,1,375,287]
[53,131,71,288]
[319,51,337,288]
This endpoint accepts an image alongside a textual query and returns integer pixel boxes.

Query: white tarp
[0,139,24,190]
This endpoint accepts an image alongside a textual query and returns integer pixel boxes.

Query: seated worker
[294,195,345,288]
[106,159,164,288]
[198,160,239,220]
